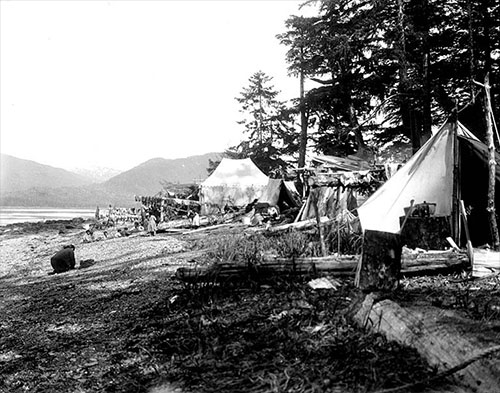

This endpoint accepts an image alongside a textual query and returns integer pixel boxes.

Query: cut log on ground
[352,293,500,392]
[401,249,469,276]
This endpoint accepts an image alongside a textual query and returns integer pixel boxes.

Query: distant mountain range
[71,166,123,183]
[0,153,221,208]
[0,154,93,192]
[104,155,220,196]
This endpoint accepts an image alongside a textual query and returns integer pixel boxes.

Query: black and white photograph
[1,0,499,392]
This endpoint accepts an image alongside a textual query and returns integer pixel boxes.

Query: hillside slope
[0,153,220,207]
[103,153,220,195]
[0,154,93,193]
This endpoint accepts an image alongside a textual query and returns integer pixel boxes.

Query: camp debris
[308,277,341,290]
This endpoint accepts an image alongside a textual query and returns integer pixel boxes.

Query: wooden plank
[403,253,469,267]
[473,249,500,278]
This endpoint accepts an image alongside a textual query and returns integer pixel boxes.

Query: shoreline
[0,216,96,238]
[0,206,96,229]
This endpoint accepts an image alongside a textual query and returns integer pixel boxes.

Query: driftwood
[176,250,468,283]
[352,293,500,392]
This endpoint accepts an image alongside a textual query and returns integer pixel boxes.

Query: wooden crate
[399,216,451,250]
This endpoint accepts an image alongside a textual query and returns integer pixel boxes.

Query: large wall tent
[199,158,269,214]
[358,120,500,247]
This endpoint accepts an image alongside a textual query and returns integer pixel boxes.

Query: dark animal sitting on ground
[50,245,76,274]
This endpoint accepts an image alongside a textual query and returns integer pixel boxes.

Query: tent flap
[358,125,454,234]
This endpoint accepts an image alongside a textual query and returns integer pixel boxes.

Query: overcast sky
[0,0,316,171]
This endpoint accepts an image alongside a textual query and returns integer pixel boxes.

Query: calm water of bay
[0,207,95,227]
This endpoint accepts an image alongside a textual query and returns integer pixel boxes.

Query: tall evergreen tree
[278,15,323,168]
[278,0,499,157]
[229,71,297,175]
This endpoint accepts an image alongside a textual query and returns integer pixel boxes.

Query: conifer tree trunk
[298,47,308,169]
[467,0,476,98]
[419,0,432,147]
[420,0,432,144]
[422,53,432,144]
[484,74,500,250]
[397,0,414,152]
[350,103,369,158]
[480,1,499,250]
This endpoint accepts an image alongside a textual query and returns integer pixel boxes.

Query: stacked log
[176,250,468,283]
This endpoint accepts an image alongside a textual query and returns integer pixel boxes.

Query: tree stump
[355,230,402,292]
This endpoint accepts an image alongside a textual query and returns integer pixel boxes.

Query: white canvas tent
[199,158,269,214]
[358,120,500,247]
[258,178,300,210]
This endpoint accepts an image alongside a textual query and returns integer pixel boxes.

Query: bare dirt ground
[0,221,198,392]
[1,219,499,393]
